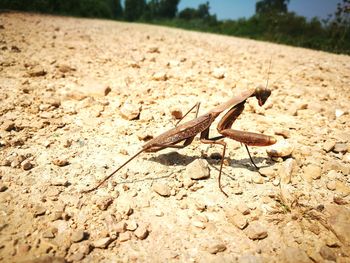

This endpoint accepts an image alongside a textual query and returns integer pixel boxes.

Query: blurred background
[0,0,349,54]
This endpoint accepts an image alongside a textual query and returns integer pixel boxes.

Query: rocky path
[0,12,350,262]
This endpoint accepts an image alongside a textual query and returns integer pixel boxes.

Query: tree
[143,0,179,19]
[178,1,211,20]
[256,0,289,15]
[124,0,145,21]
[178,7,197,20]
[144,0,159,19]
[325,0,350,51]
[110,0,123,18]
[158,0,180,18]
[197,1,210,19]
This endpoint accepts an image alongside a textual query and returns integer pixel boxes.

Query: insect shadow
[148,150,273,173]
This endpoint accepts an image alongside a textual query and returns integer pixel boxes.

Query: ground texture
[0,12,350,263]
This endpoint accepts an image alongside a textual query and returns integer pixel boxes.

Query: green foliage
[111,0,123,18]
[178,1,210,20]
[196,2,210,19]
[256,0,289,15]
[323,0,350,53]
[177,8,197,20]
[143,0,179,19]
[158,0,180,18]
[124,0,145,21]
[0,0,349,54]
[0,0,120,18]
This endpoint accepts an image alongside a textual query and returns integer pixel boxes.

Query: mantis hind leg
[200,138,228,197]
[200,128,228,197]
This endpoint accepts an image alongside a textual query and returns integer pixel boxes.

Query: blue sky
[178,0,342,20]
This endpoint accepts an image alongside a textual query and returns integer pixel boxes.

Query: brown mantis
[83,86,276,196]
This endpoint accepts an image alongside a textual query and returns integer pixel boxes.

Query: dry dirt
[1,12,350,263]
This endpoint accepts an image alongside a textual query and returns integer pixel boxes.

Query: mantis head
[255,86,271,106]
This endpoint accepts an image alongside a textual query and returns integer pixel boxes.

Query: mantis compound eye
[255,86,271,106]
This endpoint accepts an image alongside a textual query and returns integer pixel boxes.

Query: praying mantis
[83,86,276,196]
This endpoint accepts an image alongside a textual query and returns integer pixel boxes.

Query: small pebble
[152,72,168,81]
[274,128,290,138]
[272,178,280,186]
[52,159,69,167]
[58,64,75,73]
[154,209,164,217]
[121,205,134,216]
[245,221,268,240]
[152,182,171,197]
[11,45,21,52]
[0,159,10,166]
[148,46,159,53]
[96,196,114,211]
[333,143,348,153]
[323,140,336,152]
[335,109,344,118]
[185,159,210,180]
[1,120,15,131]
[50,179,69,187]
[134,225,149,240]
[237,203,250,215]
[167,60,180,67]
[229,213,248,230]
[259,167,276,178]
[126,220,138,231]
[120,102,141,120]
[62,139,72,148]
[114,222,127,233]
[21,160,33,170]
[0,184,8,192]
[28,68,47,77]
[50,211,63,221]
[93,237,113,249]
[170,107,183,120]
[33,205,46,217]
[42,228,56,238]
[68,252,85,262]
[183,177,195,189]
[266,140,294,157]
[212,68,226,79]
[12,159,20,168]
[128,61,140,68]
[119,232,131,242]
[233,187,243,195]
[326,181,336,191]
[192,220,206,229]
[71,230,85,243]
[252,174,264,184]
[207,242,227,254]
[333,196,348,205]
[335,181,350,197]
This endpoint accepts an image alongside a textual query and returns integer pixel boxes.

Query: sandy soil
[0,12,350,263]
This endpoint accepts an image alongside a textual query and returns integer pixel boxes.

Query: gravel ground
[0,12,350,263]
